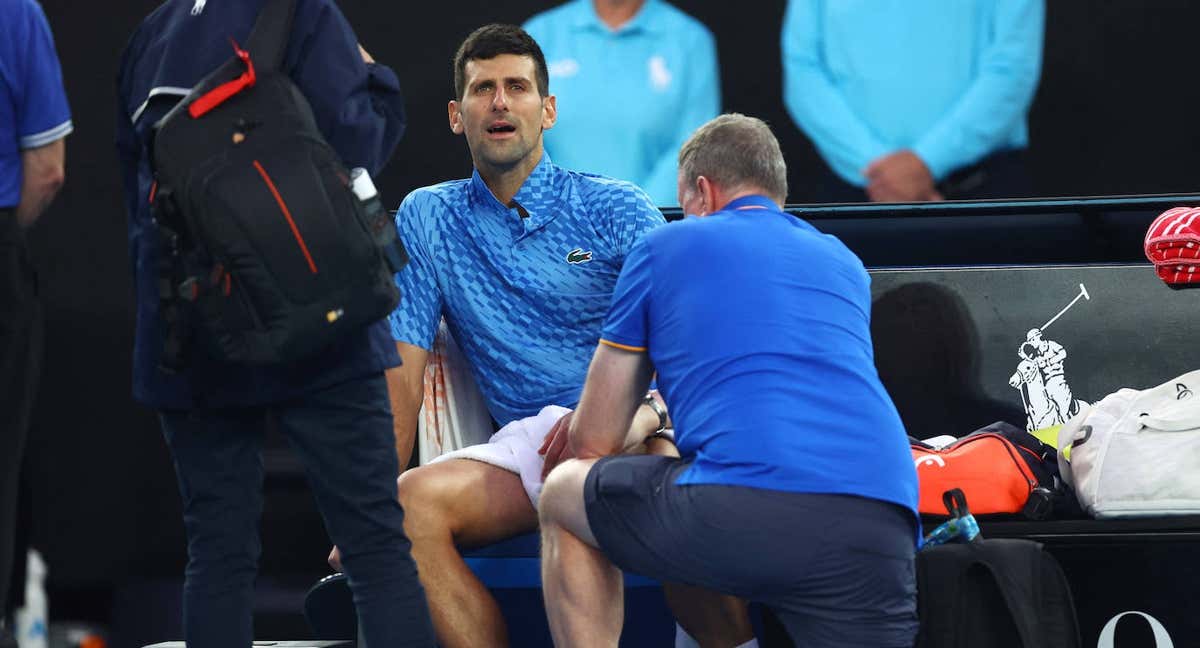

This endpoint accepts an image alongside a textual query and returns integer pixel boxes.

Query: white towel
[418,319,494,464]
[430,404,571,507]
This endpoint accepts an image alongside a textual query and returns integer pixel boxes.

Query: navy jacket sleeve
[287,0,405,176]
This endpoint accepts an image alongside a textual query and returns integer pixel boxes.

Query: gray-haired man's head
[677,113,788,212]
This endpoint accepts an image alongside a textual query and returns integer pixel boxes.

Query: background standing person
[0,1,71,645]
[524,0,720,206]
[115,1,432,646]
[782,0,1043,203]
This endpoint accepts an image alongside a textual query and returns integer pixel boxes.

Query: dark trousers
[159,374,434,647]
[0,210,42,618]
[805,149,1033,203]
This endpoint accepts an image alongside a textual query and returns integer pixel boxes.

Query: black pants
[0,210,42,618]
[804,149,1033,203]
[159,374,434,647]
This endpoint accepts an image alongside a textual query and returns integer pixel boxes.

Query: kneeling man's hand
[539,410,577,480]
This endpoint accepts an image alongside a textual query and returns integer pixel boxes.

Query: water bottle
[14,549,47,648]
[349,168,407,273]
[922,513,981,547]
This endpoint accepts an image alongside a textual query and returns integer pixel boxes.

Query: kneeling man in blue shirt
[539,114,921,648]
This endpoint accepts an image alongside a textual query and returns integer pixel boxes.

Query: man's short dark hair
[453,24,549,100]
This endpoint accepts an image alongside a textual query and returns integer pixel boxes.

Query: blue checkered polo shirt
[390,153,665,425]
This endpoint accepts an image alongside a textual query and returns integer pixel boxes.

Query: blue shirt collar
[469,152,562,233]
[722,194,782,214]
[571,0,663,36]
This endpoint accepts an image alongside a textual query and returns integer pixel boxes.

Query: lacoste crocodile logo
[566,248,593,264]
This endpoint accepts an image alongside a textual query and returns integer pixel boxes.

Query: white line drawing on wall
[1008,284,1090,431]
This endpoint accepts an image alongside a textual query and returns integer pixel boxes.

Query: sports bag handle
[1136,371,1200,431]
[1138,403,1200,431]
[943,488,970,519]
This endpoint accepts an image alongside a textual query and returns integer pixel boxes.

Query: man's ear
[541,94,557,131]
[696,175,715,216]
[448,100,464,135]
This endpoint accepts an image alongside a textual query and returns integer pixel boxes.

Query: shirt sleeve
[600,235,655,352]
[911,0,1044,180]
[609,183,667,260]
[17,1,72,149]
[780,0,889,186]
[388,192,443,350]
[290,0,406,176]
[641,24,721,206]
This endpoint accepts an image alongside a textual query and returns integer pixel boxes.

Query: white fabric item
[920,434,958,449]
[673,625,757,648]
[430,404,570,507]
[1058,369,1200,518]
[417,319,494,465]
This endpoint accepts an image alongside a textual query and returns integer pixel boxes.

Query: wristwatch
[643,392,668,438]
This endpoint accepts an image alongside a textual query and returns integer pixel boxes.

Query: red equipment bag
[912,424,1057,519]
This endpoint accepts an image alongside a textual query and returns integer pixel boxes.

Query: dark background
[18,0,1200,644]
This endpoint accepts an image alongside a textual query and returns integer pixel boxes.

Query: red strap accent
[188,39,256,119]
[252,160,318,274]
[148,180,158,204]
[223,272,232,296]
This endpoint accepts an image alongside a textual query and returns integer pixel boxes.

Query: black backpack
[150,0,405,368]
[915,538,1080,648]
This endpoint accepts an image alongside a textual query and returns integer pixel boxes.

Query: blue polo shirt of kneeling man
[600,194,919,529]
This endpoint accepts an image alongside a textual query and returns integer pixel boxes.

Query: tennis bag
[150,0,405,368]
[912,422,1060,519]
[1058,370,1200,518]
[915,538,1080,648]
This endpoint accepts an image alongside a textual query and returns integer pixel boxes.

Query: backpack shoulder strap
[972,539,1054,648]
[246,0,297,73]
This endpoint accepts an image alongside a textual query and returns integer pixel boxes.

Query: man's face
[449,54,556,171]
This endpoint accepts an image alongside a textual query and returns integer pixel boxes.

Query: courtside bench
[303,196,1200,647]
[472,197,1200,648]
[863,261,1200,648]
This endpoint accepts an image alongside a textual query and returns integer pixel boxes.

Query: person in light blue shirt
[524,0,720,206]
[782,0,1044,203]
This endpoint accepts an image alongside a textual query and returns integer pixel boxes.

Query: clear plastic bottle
[349,167,407,273]
[14,549,47,648]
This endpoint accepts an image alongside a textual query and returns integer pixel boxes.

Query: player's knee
[539,459,588,526]
[397,465,456,531]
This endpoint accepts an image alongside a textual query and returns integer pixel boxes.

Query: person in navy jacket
[116,1,432,645]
